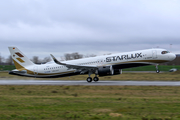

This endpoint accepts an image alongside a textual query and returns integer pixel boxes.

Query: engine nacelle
[98,66,111,76]
[98,66,122,76]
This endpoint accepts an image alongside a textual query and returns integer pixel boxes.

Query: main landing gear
[156,64,160,73]
[86,71,99,83]
[86,76,99,83]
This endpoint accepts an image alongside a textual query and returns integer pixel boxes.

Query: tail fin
[8,47,34,70]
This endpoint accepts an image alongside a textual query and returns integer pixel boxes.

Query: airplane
[8,47,176,82]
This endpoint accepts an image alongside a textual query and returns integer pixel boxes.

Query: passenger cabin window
[161,51,170,54]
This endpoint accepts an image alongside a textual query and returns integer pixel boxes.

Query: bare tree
[6,55,13,65]
[43,57,51,63]
[0,53,5,65]
[169,55,180,65]
[64,52,83,61]
[71,52,83,59]
[32,56,39,64]
[64,53,72,61]
[161,55,180,65]
[0,54,1,65]
[0,57,5,65]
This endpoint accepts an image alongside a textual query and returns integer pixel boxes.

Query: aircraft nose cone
[170,53,176,61]
[173,54,176,60]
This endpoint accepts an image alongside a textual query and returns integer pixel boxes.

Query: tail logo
[15,52,24,57]
[14,52,25,63]
[16,58,25,63]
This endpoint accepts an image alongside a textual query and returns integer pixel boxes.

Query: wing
[50,54,98,71]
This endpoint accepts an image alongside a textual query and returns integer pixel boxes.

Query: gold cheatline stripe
[13,59,75,75]
[37,71,75,75]
[13,59,26,71]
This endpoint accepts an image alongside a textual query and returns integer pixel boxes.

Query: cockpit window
[161,51,170,54]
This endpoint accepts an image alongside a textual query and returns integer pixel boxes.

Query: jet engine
[98,66,122,76]
[98,66,111,76]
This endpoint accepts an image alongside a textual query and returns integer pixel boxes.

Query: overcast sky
[0,0,180,59]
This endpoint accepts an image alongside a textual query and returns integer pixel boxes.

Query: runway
[0,80,180,86]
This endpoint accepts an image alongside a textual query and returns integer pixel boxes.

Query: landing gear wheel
[87,77,92,83]
[155,64,160,73]
[156,70,160,73]
[93,77,99,82]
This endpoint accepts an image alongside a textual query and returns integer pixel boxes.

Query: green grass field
[0,71,180,81]
[0,66,180,119]
[0,85,180,120]
[0,65,15,71]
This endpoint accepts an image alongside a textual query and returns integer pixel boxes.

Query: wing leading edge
[50,54,98,70]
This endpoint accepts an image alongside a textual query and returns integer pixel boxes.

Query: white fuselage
[11,48,176,78]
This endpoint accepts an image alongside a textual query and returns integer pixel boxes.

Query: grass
[0,71,180,81]
[0,85,180,119]
[0,65,180,119]
[0,65,15,71]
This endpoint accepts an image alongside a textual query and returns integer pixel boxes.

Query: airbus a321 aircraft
[8,47,176,82]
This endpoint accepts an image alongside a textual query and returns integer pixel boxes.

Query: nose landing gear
[156,64,160,73]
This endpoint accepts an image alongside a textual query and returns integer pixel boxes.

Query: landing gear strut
[156,64,160,73]
[93,74,99,82]
[93,70,99,82]
[86,71,99,83]
[87,71,92,82]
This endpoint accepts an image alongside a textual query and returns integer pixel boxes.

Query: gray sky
[0,0,180,59]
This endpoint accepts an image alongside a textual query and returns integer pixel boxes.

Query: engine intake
[98,66,111,76]
[98,66,122,76]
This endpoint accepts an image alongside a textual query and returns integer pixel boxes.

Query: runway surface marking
[0,80,180,86]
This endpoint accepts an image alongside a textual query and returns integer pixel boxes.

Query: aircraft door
[152,50,157,59]
[33,66,38,75]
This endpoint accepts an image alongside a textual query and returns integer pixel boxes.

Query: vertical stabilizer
[8,47,34,71]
